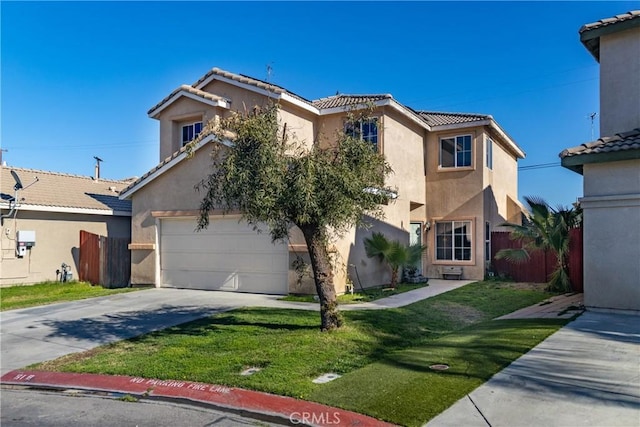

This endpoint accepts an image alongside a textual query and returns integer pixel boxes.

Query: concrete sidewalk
[427,311,640,427]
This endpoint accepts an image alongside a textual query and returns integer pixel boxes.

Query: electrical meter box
[16,230,36,257]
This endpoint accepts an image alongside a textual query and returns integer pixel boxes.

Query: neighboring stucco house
[560,11,640,312]
[0,166,132,286]
[120,67,525,295]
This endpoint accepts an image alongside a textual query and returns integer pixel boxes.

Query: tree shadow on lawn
[41,304,235,344]
[42,306,319,345]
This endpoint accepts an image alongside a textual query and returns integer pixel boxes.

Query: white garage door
[160,217,288,294]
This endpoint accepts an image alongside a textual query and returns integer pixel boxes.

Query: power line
[518,162,560,171]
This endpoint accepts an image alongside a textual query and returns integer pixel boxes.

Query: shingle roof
[0,166,133,214]
[580,10,640,60]
[560,128,640,158]
[413,111,491,127]
[148,85,230,116]
[312,94,393,109]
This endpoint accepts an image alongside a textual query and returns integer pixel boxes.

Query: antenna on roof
[2,170,38,224]
[266,63,273,82]
[93,156,103,181]
[587,112,597,140]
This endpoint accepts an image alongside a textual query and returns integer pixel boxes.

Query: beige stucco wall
[312,107,427,291]
[423,126,522,280]
[584,159,640,196]
[129,144,214,285]
[483,132,522,227]
[157,97,223,161]
[0,211,130,286]
[599,27,640,136]
[580,160,640,312]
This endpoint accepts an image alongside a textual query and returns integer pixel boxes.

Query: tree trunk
[390,267,398,289]
[300,224,343,331]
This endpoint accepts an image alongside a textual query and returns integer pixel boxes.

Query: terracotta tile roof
[580,11,640,60]
[193,67,314,106]
[1,166,133,214]
[148,85,230,116]
[580,10,640,34]
[413,111,491,127]
[560,128,640,158]
[312,94,393,109]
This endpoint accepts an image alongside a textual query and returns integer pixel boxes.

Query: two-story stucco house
[560,11,640,312]
[120,68,525,295]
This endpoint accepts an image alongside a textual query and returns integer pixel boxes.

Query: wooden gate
[491,228,583,292]
[79,230,131,288]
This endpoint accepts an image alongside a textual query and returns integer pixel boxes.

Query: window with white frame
[486,138,493,170]
[440,135,472,168]
[436,220,472,261]
[345,118,379,151]
[182,121,203,146]
[485,221,491,261]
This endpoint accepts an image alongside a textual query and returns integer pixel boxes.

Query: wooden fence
[79,230,131,288]
[490,228,583,292]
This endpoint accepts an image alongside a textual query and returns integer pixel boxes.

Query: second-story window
[440,134,472,168]
[182,121,203,146]
[486,137,493,170]
[345,118,379,152]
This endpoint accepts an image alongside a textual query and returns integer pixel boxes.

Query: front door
[410,222,423,272]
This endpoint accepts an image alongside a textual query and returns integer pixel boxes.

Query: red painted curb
[1,370,396,427]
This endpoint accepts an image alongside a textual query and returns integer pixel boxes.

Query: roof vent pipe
[94,156,103,181]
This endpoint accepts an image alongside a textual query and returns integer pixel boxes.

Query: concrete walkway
[496,292,584,319]
[0,280,469,375]
[427,310,640,427]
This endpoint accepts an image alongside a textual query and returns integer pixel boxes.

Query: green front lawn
[0,281,141,311]
[33,281,566,425]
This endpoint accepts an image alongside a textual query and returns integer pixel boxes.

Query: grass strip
[1,281,140,311]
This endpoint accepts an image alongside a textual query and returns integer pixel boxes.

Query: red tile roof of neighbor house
[0,166,133,215]
[580,10,640,60]
[560,128,640,158]
[580,10,640,34]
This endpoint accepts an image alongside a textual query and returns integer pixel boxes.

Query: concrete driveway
[0,289,283,375]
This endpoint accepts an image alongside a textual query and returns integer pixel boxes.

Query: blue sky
[2,1,638,207]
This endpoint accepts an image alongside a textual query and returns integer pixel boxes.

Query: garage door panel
[163,270,237,291]
[161,233,279,253]
[161,252,287,273]
[160,218,287,294]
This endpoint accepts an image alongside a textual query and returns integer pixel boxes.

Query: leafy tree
[495,196,582,292]
[364,232,425,289]
[192,104,393,331]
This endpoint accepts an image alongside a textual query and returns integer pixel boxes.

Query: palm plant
[364,232,425,289]
[496,196,582,292]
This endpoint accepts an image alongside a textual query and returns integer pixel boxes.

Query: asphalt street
[1,387,281,427]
